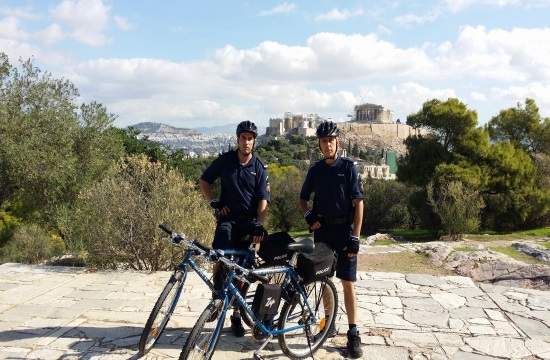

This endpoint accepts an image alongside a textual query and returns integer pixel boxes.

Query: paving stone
[1,263,549,359]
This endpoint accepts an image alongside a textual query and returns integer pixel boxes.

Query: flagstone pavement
[1,261,550,360]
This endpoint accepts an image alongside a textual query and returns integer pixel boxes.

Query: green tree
[427,180,484,241]
[398,97,546,231]
[486,98,550,157]
[362,179,413,233]
[265,164,304,231]
[0,54,80,224]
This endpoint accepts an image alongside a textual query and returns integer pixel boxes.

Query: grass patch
[489,246,544,264]
[465,227,550,241]
[372,239,395,246]
[357,251,454,276]
[387,229,437,243]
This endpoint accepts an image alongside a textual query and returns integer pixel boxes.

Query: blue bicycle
[138,224,259,356]
[179,238,339,360]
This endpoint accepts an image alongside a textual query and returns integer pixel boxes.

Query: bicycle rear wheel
[277,278,338,359]
[138,270,184,355]
[179,298,226,360]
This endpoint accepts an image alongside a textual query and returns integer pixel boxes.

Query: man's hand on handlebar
[252,221,266,244]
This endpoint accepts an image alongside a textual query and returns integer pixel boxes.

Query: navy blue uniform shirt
[201,150,270,215]
[300,156,363,218]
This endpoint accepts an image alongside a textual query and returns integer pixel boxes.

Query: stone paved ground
[1,261,550,359]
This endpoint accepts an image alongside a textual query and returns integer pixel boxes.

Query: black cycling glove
[209,199,225,210]
[304,210,319,227]
[253,221,266,237]
[347,235,360,254]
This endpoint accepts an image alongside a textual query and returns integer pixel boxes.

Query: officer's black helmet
[316,121,339,138]
[236,120,258,138]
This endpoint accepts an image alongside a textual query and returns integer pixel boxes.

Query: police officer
[299,121,364,358]
[200,120,270,337]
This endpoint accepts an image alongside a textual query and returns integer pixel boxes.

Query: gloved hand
[253,221,266,237]
[304,210,320,227]
[346,235,360,254]
[209,199,225,210]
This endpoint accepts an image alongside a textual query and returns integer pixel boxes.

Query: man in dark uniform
[299,121,364,358]
[200,120,270,337]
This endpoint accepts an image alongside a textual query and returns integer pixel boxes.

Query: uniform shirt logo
[338,173,345,176]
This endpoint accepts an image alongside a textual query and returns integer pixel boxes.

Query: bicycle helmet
[236,120,258,138]
[316,121,339,138]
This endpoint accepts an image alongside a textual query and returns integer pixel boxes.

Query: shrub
[362,179,413,233]
[1,223,62,264]
[427,180,484,241]
[64,155,215,270]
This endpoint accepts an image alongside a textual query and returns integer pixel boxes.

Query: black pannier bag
[252,283,282,319]
[296,242,337,283]
[258,231,295,266]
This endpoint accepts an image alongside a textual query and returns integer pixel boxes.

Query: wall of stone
[340,123,429,139]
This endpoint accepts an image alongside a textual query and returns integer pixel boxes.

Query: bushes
[427,180,484,241]
[63,155,215,270]
[362,179,413,233]
[1,224,63,264]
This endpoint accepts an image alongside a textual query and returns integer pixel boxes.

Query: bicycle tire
[277,278,338,359]
[179,298,225,360]
[138,270,184,355]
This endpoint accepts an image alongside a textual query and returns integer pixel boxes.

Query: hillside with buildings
[129,103,428,179]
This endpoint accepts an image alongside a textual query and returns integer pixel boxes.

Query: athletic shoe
[346,328,363,358]
[230,314,245,337]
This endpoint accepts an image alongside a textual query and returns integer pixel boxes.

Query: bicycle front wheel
[138,270,184,355]
[277,278,338,359]
[179,298,226,360]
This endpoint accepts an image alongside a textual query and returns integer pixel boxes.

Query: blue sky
[1,0,549,129]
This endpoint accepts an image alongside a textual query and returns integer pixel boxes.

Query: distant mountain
[129,122,200,136]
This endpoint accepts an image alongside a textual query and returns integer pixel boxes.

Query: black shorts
[212,220,252,251]
[314,223,357,282]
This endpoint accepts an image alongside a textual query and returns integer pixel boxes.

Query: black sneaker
[346,328,363,358]
[230,314,245,337]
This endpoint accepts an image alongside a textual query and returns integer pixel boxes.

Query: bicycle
[138,224,259,356]
[179,238,339,360]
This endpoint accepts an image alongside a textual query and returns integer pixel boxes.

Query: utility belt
[218,213,255,223]
[322,214,351,226]
[320,207,355,226]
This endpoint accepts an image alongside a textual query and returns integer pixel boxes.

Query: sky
[1,0,550,130]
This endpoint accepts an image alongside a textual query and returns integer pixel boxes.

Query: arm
[300,198,321,231]
[200,179,230,217]
[252,199,268,244]
[351,198,363,237]
[344,197,363,258]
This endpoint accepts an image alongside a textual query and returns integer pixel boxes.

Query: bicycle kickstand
[252,334,273,360]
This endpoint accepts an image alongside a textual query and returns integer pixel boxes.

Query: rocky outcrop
[416,242,550,290]
[513,241,550,263]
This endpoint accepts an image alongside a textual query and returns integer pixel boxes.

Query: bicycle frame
[168,246,258,317]
[204,262,319,358]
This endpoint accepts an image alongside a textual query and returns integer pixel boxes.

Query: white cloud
[114,16,134,31]
[50,0,111,46]
[0,16,29,40]
[315,8,364,21]
[257,3,297,16]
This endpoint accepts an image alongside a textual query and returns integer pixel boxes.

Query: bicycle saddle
[287,239,315,254]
